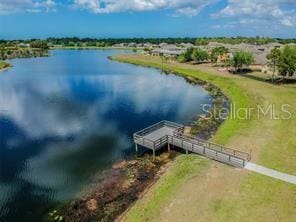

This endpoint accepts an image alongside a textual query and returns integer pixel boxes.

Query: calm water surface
[0,50,211,221]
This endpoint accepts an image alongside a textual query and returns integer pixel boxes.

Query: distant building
[18,43,30,48]
[151,44,185,57]
[127,42,137,47]
[159,42,169,48]
[112,43,127,47]
[179,42,195,48]
[266,42,282,49]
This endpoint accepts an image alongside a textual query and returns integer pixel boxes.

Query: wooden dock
[133,120,251,168]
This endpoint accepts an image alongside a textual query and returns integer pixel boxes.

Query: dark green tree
[231,51,254,73]
[30,40,49,50]
[277,46,296,79]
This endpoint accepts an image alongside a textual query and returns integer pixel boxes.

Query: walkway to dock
[134,120,251,168]
[245,162,296,184]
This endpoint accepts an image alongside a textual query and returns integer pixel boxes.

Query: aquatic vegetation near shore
[47,153,177,222]
[184,76,229,140]
[48,210,63,221]
[0,61,11,70]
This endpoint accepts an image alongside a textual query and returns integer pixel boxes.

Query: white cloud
[73,0,216,17]
[173,7,200,17]
[213,0,296,27]
[0,0,56,15]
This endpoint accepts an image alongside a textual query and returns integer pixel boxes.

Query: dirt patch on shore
[52,153,177,222]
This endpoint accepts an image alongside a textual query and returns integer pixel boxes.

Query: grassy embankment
[112,54,296,222]
[0,61,11,71]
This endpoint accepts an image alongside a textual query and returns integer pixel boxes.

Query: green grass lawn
[124,155,209,222]
[214,172,296,222]
[112,54,296,222]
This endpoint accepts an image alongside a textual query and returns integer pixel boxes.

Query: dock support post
[186,149,188,155]
[153,148,155,160]
[168,143,170,152]
[135,143,138,153]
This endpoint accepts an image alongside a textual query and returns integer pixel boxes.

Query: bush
[178,47,194,62]
[191,48,208,63]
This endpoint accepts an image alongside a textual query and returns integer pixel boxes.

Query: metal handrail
[134,121,166,136]
[133,121,251,165]
[170,134,250,161]
[153,135,168,148]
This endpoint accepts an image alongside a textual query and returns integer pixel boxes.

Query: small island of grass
[0,61,11,72]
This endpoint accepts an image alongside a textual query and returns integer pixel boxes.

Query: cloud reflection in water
[0,50,211,221]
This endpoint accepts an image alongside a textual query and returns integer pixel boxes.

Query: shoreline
[47,153,178,222]
[47,54,230,222]
[107,54,296,222]
[0,62,12,73]
[110,55,230,140]
[5,51,294,221]
[45,52,229,222]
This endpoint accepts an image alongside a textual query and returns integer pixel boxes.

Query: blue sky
[0,0,296,39]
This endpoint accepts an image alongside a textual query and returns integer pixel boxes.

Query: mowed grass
[213,172,296,222]
[112,54,296,222]
[122,155,209,222]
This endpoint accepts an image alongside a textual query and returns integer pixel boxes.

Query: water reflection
[0,50,211,221]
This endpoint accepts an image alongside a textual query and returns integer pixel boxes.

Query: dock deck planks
[133,120,251,168]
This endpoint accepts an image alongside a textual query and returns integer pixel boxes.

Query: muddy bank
[47,152,177,222]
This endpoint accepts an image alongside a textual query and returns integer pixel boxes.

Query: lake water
[0,50,211,222]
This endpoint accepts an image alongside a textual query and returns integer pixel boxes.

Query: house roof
[253,53,268,65]
[180,43,195,48]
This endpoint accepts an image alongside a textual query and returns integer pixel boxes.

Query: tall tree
[30,40,49,50]
[277,46,296,79]
[231,51,254,73]
[267,48,281,83]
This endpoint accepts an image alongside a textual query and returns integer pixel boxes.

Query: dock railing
[133,120,251,167]
[174,134,251,161]
[134,120,183,149]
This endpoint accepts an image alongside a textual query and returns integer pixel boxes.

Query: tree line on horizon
[1,36,296,47]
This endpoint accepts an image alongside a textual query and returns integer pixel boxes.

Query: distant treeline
[1,37,296,46]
